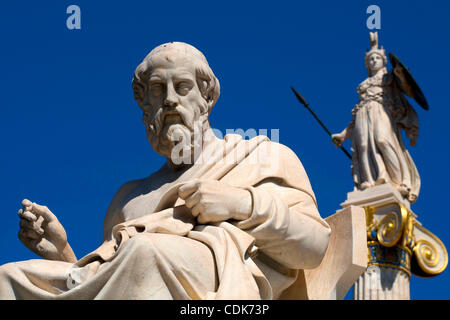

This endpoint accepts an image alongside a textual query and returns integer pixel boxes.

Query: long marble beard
[146,106,204,163]
[155,123,193,161]
[150,106,195,138]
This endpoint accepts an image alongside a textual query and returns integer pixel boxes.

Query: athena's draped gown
[349,68,420,202]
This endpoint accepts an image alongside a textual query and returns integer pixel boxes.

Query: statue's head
[365,32,387,74]
[366,52,386,73]
[132,42,220,163]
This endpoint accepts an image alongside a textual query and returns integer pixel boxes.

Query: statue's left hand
[178,180,252,224]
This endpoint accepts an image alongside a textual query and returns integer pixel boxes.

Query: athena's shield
[389,52,429,110]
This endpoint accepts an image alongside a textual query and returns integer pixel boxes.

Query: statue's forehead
[146,51,196,79]
[148,65,195,80]
[367,52,383,59]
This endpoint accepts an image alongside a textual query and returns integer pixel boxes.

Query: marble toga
[0,134,330,300]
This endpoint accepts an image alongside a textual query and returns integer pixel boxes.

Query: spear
[290,86,352,160]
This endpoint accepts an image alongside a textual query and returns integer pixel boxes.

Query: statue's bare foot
[360,182,372,190]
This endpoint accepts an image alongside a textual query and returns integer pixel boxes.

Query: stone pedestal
[279,205,367,300]
[341,184,448,300]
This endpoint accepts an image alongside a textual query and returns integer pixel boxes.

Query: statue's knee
[359,142,368,152]
[376,136,390,149]
[124,233,159,258]
[0,265,5,280]
[0,263,15,281]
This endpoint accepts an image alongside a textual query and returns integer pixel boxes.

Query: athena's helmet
[365,32,387,69]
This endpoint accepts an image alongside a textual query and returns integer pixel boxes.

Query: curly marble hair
[132,42,220,114]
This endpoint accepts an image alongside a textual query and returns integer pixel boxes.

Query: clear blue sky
[1,0,449,300]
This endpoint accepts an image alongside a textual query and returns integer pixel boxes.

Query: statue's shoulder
[250,135,307,170]
[117,179,144,195]
[218,133,304,169]
[357,77,370,94]
[252,137,317,203]
[102,178,145,234]
[357,70,392,93]
[109,178,145,209]
[382,71,394,86]
[252,135,296,156]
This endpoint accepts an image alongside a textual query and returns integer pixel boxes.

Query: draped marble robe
[0,134,330,300]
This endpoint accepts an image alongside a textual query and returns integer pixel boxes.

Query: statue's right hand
[331,133,345,148]
[18,199,68,261]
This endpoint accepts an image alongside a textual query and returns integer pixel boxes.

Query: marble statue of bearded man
[0,42,330,300]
